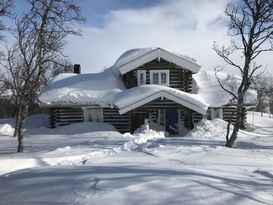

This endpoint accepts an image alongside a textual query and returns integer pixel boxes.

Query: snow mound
[185,119,228,139]
[0,124,14,137]
[120,128,165,152]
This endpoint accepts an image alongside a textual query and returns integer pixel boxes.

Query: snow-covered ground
[0,112,272,205]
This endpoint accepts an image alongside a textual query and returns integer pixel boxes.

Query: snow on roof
[39,71,208,114]
[114,48,201,75]
[114,85,209,115]
[193,70,257,107]
[39,68,125,107]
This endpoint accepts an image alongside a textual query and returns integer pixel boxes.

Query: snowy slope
[0,113,272,205]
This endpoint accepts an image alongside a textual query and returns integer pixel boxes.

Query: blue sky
[79,0,165,27]
[8,0,273,74]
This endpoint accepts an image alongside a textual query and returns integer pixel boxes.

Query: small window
[150,70,169,86]
[153,73,159,84]
[137,70,146,86]
[140,73,144,84]
[83,108,103,122]
[207,108,223,120]
[215,108,223,119]
[161,73,167,84]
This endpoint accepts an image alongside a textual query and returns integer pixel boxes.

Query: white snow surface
[193,70,257,107]
[114,48,155,68]
[114,85,208,114]
[114,47,199,70]
[0,112,273,205]
[39,68,125,106]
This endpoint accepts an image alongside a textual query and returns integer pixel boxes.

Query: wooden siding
[50,108,83,127]
[222,106,247,129]
[103,108,130,133]
[122,59,193,92]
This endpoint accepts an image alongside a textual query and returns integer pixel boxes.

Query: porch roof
[114,85,209,115]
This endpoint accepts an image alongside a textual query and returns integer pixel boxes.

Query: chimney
[73,64,81,74]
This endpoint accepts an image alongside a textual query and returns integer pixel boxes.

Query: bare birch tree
[0,0,12,32]
[213,0,273,148]
[1,0,84,152]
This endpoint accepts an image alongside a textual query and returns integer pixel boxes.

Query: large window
[150,70,169,86]
[137,70,146,86]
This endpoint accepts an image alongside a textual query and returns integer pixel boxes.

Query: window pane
[161,73,167,84]
[140,73,144,84]
[153,73,159,84]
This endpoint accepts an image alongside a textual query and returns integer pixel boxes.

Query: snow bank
[194,70,257,107]
[119,122,165,152]
[185,119,228,139]
[0,124,14,137]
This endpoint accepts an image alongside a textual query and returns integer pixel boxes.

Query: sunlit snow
[0,112,272,205]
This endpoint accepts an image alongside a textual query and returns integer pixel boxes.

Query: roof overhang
[118,90,208,115]
[118,48,201,75]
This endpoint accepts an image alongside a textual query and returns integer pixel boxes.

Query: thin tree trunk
[225,111,234,143]
[225,98,244,147]
[17,104,28,152]
[13,104,21,138]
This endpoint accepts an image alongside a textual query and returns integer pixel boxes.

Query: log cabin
[39,48,257,135]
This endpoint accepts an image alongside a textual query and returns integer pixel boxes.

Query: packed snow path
[0,112,272,205]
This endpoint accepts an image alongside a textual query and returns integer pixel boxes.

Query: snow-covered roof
[114,48,201,74]
[39,70,208,114]
[193,70,257,107]
[114,85,208,115]
[39,68,125,107]
[39,46,257,113]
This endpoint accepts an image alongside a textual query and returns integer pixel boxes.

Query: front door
[165,108,178,135]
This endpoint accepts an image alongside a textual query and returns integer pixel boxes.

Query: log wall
[49,108,83,128]
[103,108,130,133]
[123,59,193,92]
[222,106,247,129]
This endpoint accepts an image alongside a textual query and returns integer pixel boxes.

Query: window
[83,108,103,122]
[214,108,223,119]
[150,70,169,86]
[152,73,159,84]
[137,70,146,86]
[207,108,223,120]
[161,73,167,84]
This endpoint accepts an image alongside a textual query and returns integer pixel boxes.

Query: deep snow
[0,112,272,205]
